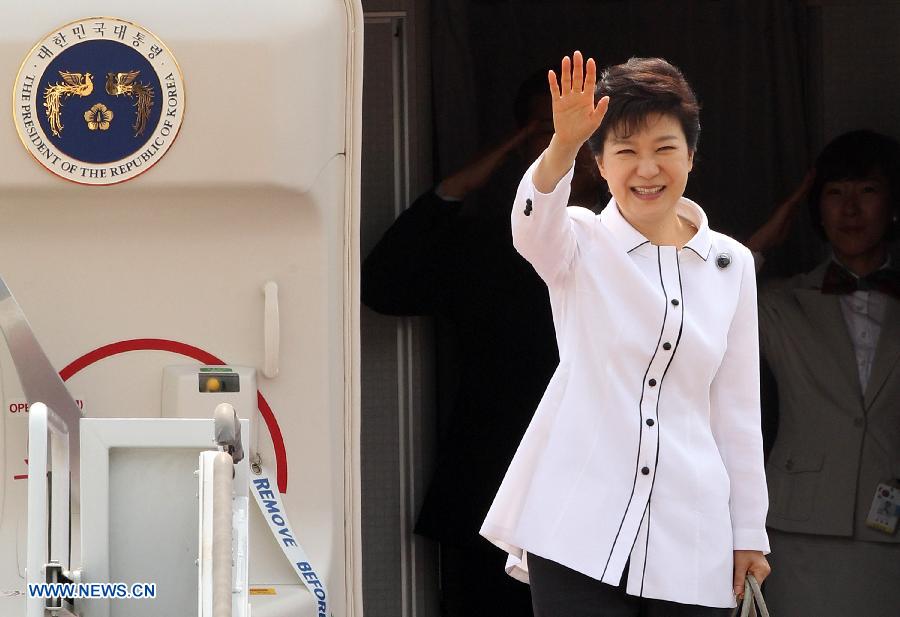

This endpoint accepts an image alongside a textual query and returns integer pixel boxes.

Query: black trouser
[440,543,534,617]
[528,553,733,617]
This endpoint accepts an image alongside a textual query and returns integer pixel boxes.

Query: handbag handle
[735,574,770,617]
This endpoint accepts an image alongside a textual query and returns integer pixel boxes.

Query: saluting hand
[439,119,542,200]
[534,51,609,194]
[746,169,815,254]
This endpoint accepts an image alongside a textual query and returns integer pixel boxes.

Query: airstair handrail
[26,403,73,617]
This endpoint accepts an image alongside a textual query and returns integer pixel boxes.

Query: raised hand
[746,169,815,254]
[534,51,609,193]
[439,120,541,200]
[548,51,609,152]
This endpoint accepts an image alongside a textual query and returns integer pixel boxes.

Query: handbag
[733,574,770,617]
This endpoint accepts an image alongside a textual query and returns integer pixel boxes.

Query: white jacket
[480,157,770,609]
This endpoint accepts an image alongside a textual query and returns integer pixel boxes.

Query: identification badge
[865,483,900,534]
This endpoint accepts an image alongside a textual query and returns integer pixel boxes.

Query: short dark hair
[587,57,701,156]
[808,129,900,242]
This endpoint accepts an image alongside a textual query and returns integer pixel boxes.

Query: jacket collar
[598,196,712,260]
[799,255,894,289]
[799,259,832,289]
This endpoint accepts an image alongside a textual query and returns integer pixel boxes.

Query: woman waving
[480,52,771,616]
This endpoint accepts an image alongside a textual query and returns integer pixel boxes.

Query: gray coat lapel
[792,263,861,398]
[865,298,900,409]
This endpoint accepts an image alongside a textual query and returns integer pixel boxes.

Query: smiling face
[596,113,694,227]
[819,170,893,261]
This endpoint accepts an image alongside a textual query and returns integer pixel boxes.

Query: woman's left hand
[733,550,771,600]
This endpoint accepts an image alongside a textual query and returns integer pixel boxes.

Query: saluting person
[748,130,900,617]
[480,52,771,616]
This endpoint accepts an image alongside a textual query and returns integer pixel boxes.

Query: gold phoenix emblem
[43,71,94,137]
[106,70,154,137]
[42,69,155,139]
[84,103,114,131]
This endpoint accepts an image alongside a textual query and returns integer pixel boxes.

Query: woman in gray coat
[748,130,900,617]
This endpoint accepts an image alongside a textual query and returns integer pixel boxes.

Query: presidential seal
[13,17,184,185]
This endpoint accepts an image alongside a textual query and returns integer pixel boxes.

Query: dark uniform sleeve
[361,188,462,316]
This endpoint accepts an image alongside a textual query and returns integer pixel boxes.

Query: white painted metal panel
[0,1,363,615]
